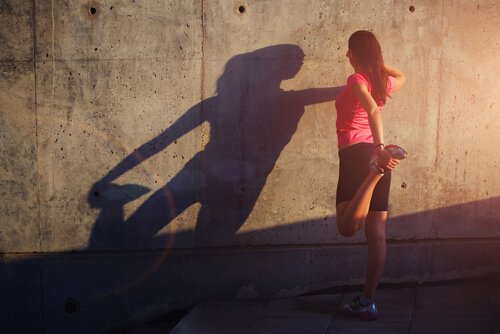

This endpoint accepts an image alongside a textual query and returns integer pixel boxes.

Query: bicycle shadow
[87,44,343,250]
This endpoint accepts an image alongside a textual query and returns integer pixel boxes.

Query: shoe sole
[341,308,378,321]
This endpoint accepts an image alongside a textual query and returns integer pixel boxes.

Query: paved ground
[126,275,500,334]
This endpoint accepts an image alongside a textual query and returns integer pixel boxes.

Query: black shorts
[336,142,391,211]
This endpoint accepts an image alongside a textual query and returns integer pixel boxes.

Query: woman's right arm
[385,65,406,91]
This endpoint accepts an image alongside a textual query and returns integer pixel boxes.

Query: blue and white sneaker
[340,295,379,320]
[385,144,408,160]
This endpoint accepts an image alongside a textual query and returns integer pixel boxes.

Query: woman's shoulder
[347,73,369,87]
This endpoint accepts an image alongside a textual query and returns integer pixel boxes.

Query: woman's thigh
[336,201,349,223]
[336,143,392,211]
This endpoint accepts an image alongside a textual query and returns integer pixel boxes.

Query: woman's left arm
[352,84,399,170]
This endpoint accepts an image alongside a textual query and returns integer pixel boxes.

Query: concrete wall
[1,0,499,332]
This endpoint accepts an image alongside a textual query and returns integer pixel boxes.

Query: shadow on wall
[5,44,500,333]
[117,195,500,247]
[87,44,343,250]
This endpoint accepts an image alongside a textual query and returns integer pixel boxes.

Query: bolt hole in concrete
[409,5,416,12]
[81,1,101,19]
[401,182,407,189]
[238,5,246,14]
[64,298,80,315]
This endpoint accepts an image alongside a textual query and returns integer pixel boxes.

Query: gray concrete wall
[1,0,500,332]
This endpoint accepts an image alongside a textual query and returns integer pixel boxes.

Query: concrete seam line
[50,0,55,202]
[434,0,445,168]
[242,302,266,334]
[5,236,500,258]
[200,0,207,148]
[33,1,46,333]
[32,0,42,253]
[408,285,418,333]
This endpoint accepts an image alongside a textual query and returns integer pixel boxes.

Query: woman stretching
[335,30,407,320]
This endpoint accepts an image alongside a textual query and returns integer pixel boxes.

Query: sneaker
[369,144,408,175]
[369,156,385,175]
[385,144,408,160]
[339,295,378,320]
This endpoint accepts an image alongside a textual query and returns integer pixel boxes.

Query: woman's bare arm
[385,65,406,91]
[352,83,399,170]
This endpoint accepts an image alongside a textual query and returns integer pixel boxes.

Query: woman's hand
[375,147,400,171]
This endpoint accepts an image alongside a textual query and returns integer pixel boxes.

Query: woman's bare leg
[362,210,387,299]
[336,169,383,237]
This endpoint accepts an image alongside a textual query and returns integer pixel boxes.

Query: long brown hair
[348,30,389,105]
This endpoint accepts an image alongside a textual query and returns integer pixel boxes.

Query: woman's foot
[339,295,379,320]
[369,158,385,175]
[385,144,408,160]
[369,144,408,175]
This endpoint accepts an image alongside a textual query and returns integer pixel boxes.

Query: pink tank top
[335,73,396,147]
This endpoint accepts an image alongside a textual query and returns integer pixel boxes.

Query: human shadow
[88,44,343,250]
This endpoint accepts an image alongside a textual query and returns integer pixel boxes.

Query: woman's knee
[365,211,387,242]
[338,226,356,238]
[337,219,362,238]
[366,231,386,245]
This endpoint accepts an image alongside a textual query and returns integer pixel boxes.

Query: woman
[335,30,407,320]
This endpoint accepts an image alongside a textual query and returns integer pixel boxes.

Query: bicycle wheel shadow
[87,44,343,250]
